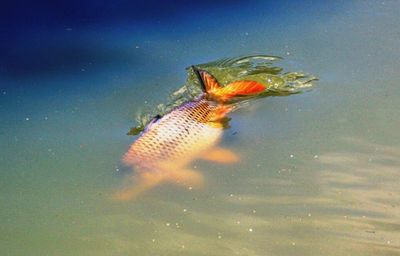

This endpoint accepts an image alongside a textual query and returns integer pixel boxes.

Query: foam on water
[129,55,317,135]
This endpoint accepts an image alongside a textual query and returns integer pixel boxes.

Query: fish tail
[192,66,266,102]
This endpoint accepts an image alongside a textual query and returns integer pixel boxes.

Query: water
[1,1,399,255]
[128,55,315,135]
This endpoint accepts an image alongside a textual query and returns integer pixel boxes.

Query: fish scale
[123,98,223,170]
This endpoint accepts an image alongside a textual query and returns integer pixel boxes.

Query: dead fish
[114,66,266,201]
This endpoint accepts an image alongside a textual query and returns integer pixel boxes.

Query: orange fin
[193,67,265,101]
[113,168,204,201]
[199,70,222,93]
[208,117,231,129]
[200,147,239,163]
[206,105,233,128]
[208,105,232,121]
[167,169,204,188]
[215,80,266,99]
[113,171,165,201]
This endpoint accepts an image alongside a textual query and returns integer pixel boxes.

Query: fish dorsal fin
[199,70,222,93]
[192,66,266,102]
[192,66,222,93]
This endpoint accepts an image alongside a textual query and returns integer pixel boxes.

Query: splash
[128,55,317,135]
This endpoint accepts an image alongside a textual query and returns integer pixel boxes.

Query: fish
[114,66,267,201]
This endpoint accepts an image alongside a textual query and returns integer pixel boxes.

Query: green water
[1,1,400,255]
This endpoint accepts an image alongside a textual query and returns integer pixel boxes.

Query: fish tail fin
[192,66,266,102]
[217,80,266,98]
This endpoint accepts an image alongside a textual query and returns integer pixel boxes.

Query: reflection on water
[101,137,399,256]
[316,138,400,253]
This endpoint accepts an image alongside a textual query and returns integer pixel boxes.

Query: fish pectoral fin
[167,169,204,189]
[200,147,240,164]
[208,117,231,129]
[207,105,232,129]
[208,105,232,121]
[112,172,166,201]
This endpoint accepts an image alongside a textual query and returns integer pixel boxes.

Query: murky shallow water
[1,1,399,255]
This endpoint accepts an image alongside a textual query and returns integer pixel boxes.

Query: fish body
[115,68,266,200]
[123,98,225,171]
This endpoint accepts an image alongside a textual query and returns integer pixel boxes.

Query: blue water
[1,1,400,255]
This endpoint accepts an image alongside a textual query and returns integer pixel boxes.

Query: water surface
[1,1,399,255]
